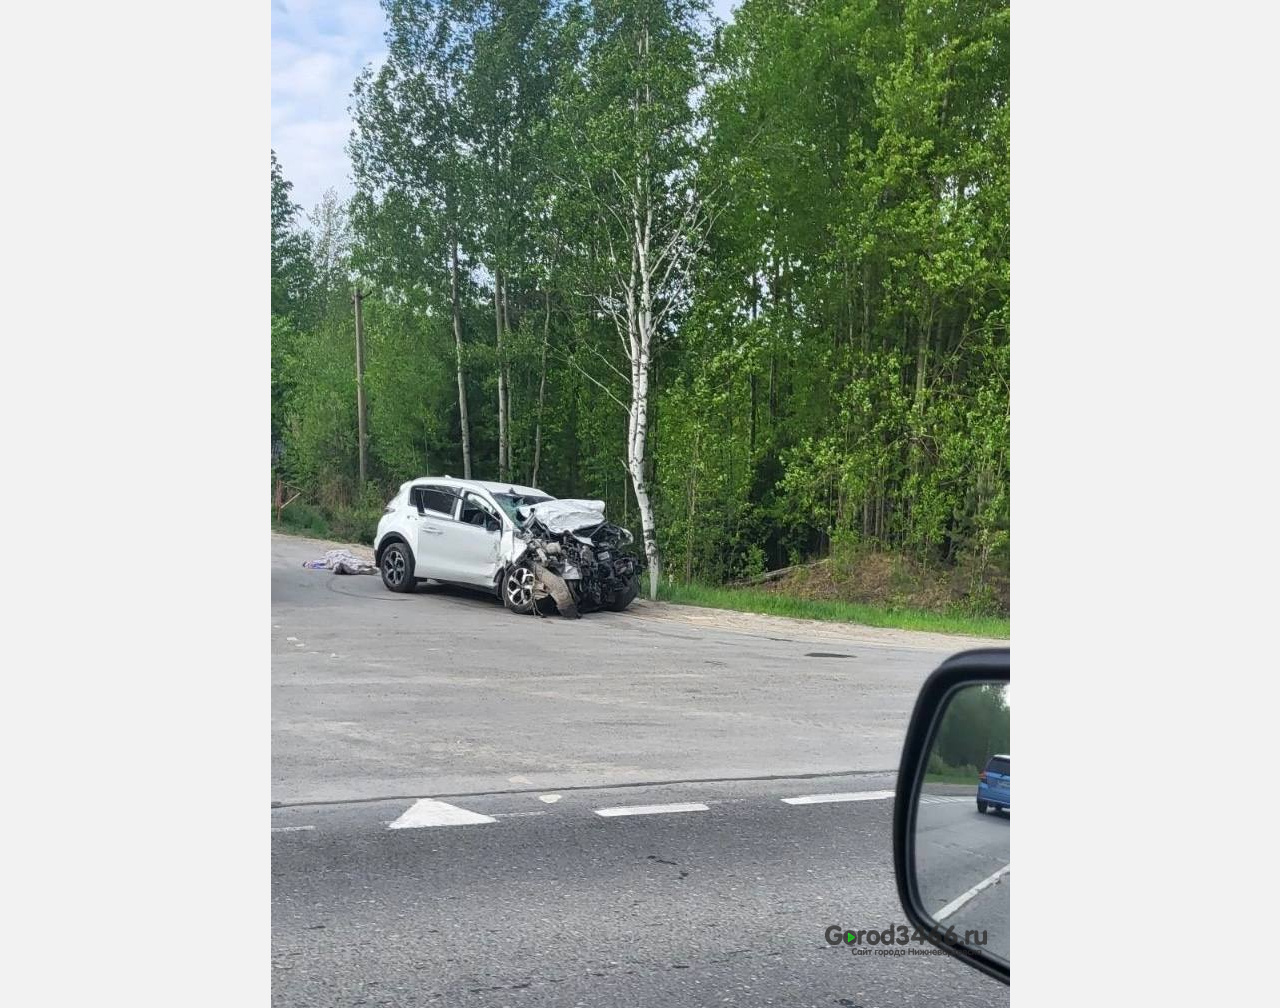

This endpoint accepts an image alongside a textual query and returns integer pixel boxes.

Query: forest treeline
[271,0,1009,610]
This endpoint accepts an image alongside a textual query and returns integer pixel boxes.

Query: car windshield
[492,493,552,522]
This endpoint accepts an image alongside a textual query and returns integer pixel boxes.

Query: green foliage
[271,150,317,327]
[924,751,980,784]
[932,684,1010,769]
[276,501,332,539]
[275,499,383,546]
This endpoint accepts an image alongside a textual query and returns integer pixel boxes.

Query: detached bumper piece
[530,561,579,619]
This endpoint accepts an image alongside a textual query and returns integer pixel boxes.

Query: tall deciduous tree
[271,150,316,327]
[549,0,710,598]
[350,0,477,479]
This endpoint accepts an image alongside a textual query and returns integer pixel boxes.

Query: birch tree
[549,0,709,599]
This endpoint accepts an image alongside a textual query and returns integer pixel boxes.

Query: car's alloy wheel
[504,565,537,614]
[381,542,414,593]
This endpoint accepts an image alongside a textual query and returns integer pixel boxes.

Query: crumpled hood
[516,498,607,534]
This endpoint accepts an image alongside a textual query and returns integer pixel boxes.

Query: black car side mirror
[893,648,1010,985]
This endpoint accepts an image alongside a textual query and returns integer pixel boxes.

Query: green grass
[923,770,980,785]
[924,754,981,785]
[654,581,1009,639]
[273,502,380,546]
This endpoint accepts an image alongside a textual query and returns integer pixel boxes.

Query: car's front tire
[503,564,538,614]
[976,800,989,814]
[380,540,415,593]
[605,573,640,612]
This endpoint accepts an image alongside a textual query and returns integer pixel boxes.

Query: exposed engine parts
[508,499,641,619]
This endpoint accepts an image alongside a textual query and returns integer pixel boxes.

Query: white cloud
[272,0,741,217]
[272,50,347,100]
[271,1,385,215]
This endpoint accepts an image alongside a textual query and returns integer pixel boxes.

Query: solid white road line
[782,790,896,805]
[388,799,497,829]
[935,864,1010,921]
[271,825,315,833]
[594,802,710,817]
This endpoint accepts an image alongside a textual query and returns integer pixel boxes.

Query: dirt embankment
[744,549,1008,618]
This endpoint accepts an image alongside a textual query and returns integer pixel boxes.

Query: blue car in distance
[976,753,1009,814]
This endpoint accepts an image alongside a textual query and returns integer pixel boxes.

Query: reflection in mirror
[914,682,1010,965]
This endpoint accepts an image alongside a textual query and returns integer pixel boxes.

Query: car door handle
[423,525,444,535]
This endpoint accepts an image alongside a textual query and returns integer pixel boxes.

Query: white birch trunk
[450,235,472,479]
[495,268,508,479]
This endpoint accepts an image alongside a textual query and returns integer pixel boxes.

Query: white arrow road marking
[388,799,497,829]
[935,864,1010,921]
[782,790,896,805]
[595,802,709,817]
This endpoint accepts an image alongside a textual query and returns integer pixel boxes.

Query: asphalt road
[273,782,1006,1007]
[272,534,1009,1006]
[913,799,1010,962]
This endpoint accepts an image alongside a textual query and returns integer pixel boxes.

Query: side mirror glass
[894,650,1010,985]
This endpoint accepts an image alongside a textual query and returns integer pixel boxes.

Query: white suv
[373,476,641,617]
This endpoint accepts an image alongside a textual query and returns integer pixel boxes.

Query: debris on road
[303,549,377,575]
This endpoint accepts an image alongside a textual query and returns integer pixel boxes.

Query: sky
[271,0,739,218]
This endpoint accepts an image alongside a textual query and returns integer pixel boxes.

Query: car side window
[413,486,458,518]
[460,493,501,532]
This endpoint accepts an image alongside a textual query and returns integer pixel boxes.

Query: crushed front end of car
[506,499,642,618]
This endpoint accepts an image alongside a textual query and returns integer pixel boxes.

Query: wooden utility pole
[353,287,369,485]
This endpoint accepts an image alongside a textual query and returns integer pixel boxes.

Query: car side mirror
[893,648,1010,985]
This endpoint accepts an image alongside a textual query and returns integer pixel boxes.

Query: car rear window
[985,757,1010,776]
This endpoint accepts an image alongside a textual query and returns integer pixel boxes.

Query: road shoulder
[274,531,1004,652]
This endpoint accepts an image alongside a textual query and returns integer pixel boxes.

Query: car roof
[410,476,552,499]
[988,754,1010,761]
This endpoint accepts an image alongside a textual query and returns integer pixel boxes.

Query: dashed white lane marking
[538,794,561,804]
[918,795,972,805]
[388,799,497,829]
[271,825,315,833]
[286,637,298,642]
[782,790,896,805]
[935,863,1010,921]
[595,802,710,817]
